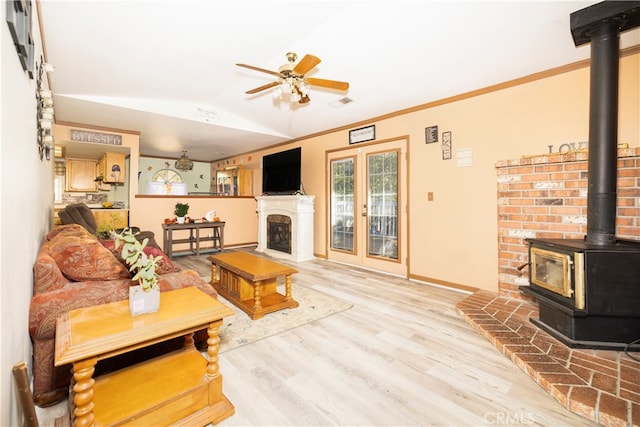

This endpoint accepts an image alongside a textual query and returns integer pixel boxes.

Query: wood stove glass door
[327,139,407,277]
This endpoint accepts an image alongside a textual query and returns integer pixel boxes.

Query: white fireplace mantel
[255,195,315,262]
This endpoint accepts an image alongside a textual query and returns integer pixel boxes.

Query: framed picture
[425,125,438,144]
[349,125,375,144]
[441,131,452,160]
[5,0,34,78]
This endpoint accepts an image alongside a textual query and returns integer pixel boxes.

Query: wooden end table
[209,251,299,320]
[55,287,235,427]
[162,221,225,258]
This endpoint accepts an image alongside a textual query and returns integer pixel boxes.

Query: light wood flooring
[174,249,596,426]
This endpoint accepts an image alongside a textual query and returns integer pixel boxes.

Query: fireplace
[522,2,640,350]
[256,195,315,262]
[267,214,292,254]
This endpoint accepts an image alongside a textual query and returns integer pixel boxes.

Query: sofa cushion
[100,239,180,275]
[33,241,69,295]
[48,233,130,281]
[46,224,88,241]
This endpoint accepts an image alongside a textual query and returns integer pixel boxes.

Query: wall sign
[349,125,375,144]
[6,0,35,78]
[70,129,123,145]
[441,131,452,160]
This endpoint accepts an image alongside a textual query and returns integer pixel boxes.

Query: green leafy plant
[95,212,121,239]
[114,228,163,292]
[174,202,189,217]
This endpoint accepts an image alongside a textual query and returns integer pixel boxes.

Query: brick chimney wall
[495,147,640,300]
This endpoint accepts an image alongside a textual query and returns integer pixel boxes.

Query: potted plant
[174,202,189,224]
[115,228,163,315]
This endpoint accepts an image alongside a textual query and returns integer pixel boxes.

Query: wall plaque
[70,129,122,145]
[349,125,375,144]
[425,125,438,144]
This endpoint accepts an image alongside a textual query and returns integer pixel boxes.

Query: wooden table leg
[210,264,218,286]
[252,282,262,310]
[72,357,97,427]
[284,274,293,301]
[205,320,223,380]
[184,332,195,349]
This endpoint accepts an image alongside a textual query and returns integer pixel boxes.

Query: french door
[327,139,407,276]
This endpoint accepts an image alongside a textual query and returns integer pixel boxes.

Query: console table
[162,221,225,258]
[55,287,235,427]
[209,251,299,320]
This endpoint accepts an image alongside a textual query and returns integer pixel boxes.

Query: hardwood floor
[175,249,596,427]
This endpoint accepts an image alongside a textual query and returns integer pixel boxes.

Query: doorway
[326,138,407,276]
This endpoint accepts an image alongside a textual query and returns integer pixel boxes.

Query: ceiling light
[273,76,311,105]
[175,150,194,171]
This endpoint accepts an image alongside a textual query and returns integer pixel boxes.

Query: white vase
[129,285,160,316]
[176,216,186,224]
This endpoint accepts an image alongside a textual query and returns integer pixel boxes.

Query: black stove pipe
[585,22,619,246]
[570,1,640,246]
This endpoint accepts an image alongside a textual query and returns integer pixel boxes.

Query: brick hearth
[457,291,640,427]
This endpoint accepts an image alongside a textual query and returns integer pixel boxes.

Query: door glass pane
[367,151,398,260]
[330,158,355,252]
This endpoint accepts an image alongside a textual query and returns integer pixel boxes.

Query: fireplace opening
[521,2,640,351]
[267,214,292,254]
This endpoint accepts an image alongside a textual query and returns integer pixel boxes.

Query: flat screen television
[262,147,301,194]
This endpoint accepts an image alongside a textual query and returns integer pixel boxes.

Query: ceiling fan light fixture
[175,150,194,171]
[238,52,348,106]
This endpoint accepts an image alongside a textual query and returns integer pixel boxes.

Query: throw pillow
[100,239,180,275]
[46,224,90,241]
[48,234,130,281]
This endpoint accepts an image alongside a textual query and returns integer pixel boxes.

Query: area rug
[209,283,352,353]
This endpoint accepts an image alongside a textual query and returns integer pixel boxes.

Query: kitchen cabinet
[216,167,252,196]
[65,159,97,192]
[98,152,126,184]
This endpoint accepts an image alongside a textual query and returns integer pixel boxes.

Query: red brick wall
[495,147,640,300]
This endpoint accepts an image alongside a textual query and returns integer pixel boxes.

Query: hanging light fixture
[273,77,310,104]
[271,52,311,105]
[175,150,194,171]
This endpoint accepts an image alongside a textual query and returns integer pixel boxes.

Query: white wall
[1,4,53,425]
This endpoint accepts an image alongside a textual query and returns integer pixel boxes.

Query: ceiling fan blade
[236,63,281,77]
[245,81,279,94]
[306,77,349,91]
[293,54,321,75]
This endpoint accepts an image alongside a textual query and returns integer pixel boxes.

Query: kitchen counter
[54,206,129,228]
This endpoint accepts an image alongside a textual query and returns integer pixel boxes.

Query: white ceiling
[38,0,639,162]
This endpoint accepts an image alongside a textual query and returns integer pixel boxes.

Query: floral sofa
[29,224,217,406]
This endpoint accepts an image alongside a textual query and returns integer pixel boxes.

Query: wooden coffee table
[209,251,299,320]
[55,287,235,427]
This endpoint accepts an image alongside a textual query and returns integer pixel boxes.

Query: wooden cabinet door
[101,152,126,184]
[93,210,128,230]
[65,159,97,192]
[238,169,253,196]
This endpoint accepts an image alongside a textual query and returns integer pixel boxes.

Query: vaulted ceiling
[38,1,639,161]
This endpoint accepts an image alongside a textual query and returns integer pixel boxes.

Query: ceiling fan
[236,52,349,104]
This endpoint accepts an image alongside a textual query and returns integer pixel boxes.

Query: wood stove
[524,238,640,349]
[522,2,640,350]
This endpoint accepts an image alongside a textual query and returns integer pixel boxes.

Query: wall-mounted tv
[262,147,301,195]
